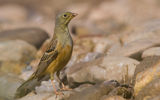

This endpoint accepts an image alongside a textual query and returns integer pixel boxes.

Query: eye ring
[63,14,67,18]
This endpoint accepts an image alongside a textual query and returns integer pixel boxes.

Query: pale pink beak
[72,13,78,17]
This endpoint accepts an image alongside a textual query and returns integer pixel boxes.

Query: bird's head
[55,12,78,26]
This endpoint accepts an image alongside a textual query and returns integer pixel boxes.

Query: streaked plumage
[15,12,77,98]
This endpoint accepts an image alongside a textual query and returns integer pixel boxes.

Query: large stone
[108,85,133,99]
[120,19,160,44]
[66,52,105,70]
[108,38,160,60]
[18,93,56,100]
[67,56,139,87]
[15,81,131,100]
[73,37,95,56]
[135,78,160,100]
[73,35,119,55]
[142,47,160,58]
[134,56,160,96]
[92,35,120,53]
[86,1,131,35]
[0,72,23,100]
[18,80,118,100]
[69,35,120,68]
[101,96,126,100]
[0,40,37,74]
[64,80,119,100]
[0,28,49,48]
[57,52,105,87]
[148,95,160,100]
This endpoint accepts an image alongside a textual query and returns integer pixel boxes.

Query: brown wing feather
[34,38,58,77]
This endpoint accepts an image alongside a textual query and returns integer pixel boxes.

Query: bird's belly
[46,45,72,73]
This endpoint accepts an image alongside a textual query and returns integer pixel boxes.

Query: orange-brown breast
[46,43,72,74]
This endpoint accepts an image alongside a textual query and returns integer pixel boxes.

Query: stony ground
[0,0,160,100]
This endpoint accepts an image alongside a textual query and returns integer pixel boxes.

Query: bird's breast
[47,43,73,73]
[58,44,72,61]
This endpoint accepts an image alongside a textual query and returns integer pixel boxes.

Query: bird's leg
[50,73,63,96]
[56,71,72,91]
[50,73,57,94]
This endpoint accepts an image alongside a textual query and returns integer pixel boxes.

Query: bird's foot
[50,79,64,98]
[54,90,64,98]
[60,86,72,91]
[60,83,72,91]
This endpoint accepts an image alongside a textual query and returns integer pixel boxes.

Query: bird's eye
[63,14,67,18]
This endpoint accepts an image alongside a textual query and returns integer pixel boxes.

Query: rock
[107,42,122,55]
[17,93,59,100]
[35,80,59,94]
[64,80,119,100]
[18,83,74,100]
[19,70,33,80]
[108,85,133,99]
[76,52,105,63]
[142,47,160,58]
[69,0,131,36]
[67,36,112,69]
[134,56,160,96]
[148,95,160,100]
[135,78,160,100]
[73,37,95,55]
[60,52,105,87]
[87,1,131,34]
[71,24,96,36]
[18,93,55,100]
[92,35,120,53]
[100,96,126,100]
[120,20,160,44]
[67,56,139,88]
[0,28,49,49]
[12,80,118,100]
[0,4,28,23]
[0,40,37,74]
[0,72,23,100]
[69,35,119,69]
[73,35,119,55]
[108,38,160,60]
[128,0,160,23]
[66,52,105,69]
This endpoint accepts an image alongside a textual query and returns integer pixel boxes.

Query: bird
[14,12,77,99]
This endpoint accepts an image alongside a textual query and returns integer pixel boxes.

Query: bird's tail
[14,74,50,99]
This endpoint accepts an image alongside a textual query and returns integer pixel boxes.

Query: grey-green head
[55,12,78,26]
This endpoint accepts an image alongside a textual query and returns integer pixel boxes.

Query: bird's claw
[60,83,72,91]
[55,91,64,98]
[60,87,72,91]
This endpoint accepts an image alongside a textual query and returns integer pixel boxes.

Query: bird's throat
[54,24,71,43]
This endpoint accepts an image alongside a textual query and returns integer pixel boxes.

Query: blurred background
[0,0,160,35]
[0,0,160,100]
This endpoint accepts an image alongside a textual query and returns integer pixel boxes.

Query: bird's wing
[34,38,58,77]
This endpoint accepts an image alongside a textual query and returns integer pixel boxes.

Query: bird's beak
[72,13,78,17]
